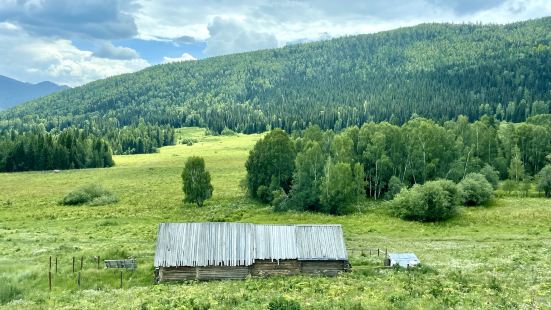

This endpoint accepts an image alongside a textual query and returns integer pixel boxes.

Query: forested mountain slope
[1,17,550,133]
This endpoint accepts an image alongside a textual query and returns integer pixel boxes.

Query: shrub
[221,127,237,136]
[384,176,404,200]
[480,164,500,189]
[392,180,460,221]
[458,173,494,206]
[501,180,517,194]
[271,188,290,212]
[61,184,118,206]
[181,137,198,146]
[89,195,119,206]
[267,296,301,310]
[0,278,22,305]
[536,165,551,197]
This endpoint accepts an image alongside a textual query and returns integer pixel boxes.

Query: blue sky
[0,0,549,86]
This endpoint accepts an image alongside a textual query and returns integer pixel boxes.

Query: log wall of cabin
[250,259,300,277]
[300,260,347,276]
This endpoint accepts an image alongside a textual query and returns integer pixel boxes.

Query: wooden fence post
[97,256,100,269]
[48,271,52,291]
[378,249,380,257]
[49,256,52,271]
[55,257,58,273]
[120,271,123,288]
[72,257,75,273]
[77,272,81,289]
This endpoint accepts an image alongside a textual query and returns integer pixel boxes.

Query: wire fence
[45,255,146,291]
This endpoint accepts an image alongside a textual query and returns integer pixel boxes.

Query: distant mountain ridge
[0,75,69,110]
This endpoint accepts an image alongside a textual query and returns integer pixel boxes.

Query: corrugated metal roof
[296,225,348,260]
[154,222,255,268]
[254,224,298,260]
[154,222,348,268]
[388,253,420,267]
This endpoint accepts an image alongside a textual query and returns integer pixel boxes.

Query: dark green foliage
[287,141,325,211]
[247,115,549,214]
[61,184,118,206]
[221,127,237,136]
[501,180,517,194]
[392,180,461,221]
[0,278,22,305]
[106,122,175,155]
[182,156,213,207]
[480,165,500,189]
[536,165,551,197]
[458,173,494,206]
[245,129,295,202]
[320,159,358,214]
[0,127,113,172]
[1,18,550,136]
[384,176,404,200]
[267,296,301,310]
[180,137,198,146]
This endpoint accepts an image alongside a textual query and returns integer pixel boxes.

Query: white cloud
[203,17,278,57]
[162,53,196,63]
[92,41,140,60]
[0,26,149,86]
[133,0,551,55]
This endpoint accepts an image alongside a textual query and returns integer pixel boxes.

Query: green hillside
[1,18,550,133]
[0,130,549,309]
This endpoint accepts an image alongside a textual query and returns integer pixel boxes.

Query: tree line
[0,127,113,172]
[245,114,551,214]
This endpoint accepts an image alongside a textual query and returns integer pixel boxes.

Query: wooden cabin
[154,222,349,282]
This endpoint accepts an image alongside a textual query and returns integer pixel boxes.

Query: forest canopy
[0,18,549,137]
[246,114,551,214]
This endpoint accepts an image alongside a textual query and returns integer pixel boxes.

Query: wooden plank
[300,260,347,276]
[251,259,300,277]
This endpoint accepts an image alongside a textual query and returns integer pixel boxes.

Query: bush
[536,165,551,197]
[181,137,198,146]
[384,176,404,200]
[267,296,301,310]
[61,184,118,206]
[0,278,22,305]
[271,188,290,212]
[221,127,237,136]
[501,180,517,194]
[392,180,460,221]
[458,173,494,206]
[89,195,119,206]
[480,164,500,189]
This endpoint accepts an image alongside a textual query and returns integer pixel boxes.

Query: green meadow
[0,128,549,309]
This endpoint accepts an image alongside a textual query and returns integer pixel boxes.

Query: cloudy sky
[0,0,549,86]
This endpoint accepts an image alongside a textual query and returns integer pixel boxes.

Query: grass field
[0,128,550,309]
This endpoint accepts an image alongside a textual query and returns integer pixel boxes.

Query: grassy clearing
[0,128,550,309]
